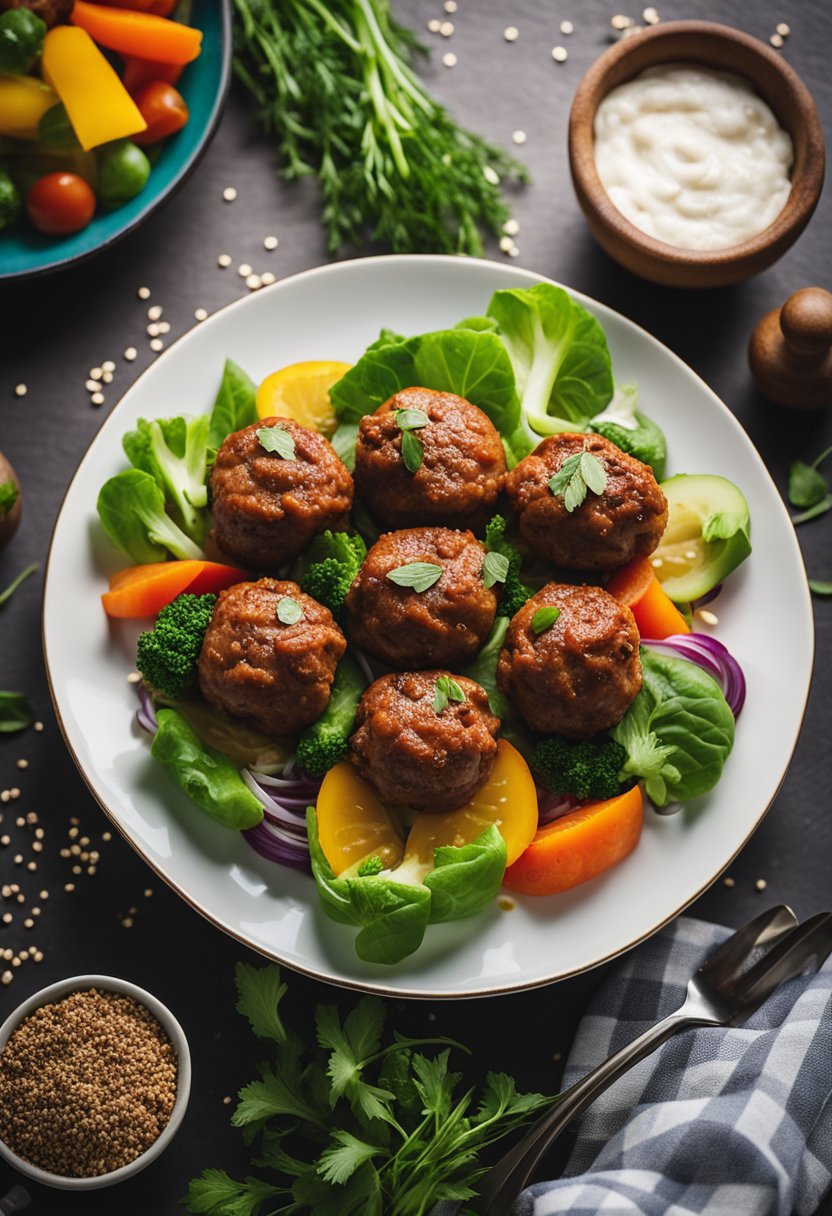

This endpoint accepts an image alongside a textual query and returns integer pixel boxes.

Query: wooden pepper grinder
[749,287,832,409]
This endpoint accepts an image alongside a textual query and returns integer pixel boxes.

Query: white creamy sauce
[593,64,794,251]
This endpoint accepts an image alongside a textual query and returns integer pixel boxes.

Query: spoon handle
[475,1006,709,1216]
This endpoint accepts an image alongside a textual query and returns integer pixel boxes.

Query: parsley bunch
[186,963,549,1216]
[232,0,528,255]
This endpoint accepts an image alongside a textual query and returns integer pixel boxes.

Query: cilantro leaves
[185,962,550,1216]
[548,450,607,513]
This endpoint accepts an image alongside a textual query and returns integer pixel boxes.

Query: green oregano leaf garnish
[276,596,304,625]
[482,550,510,589]
[433,675,467,714]
[395,407,428,475]
[257,424,296,460]
[548,450,607,513]
[386,562,443,592]
[531,605,560,635]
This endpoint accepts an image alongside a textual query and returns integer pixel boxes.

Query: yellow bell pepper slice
[41,26,146,152]
[0,74,58,138]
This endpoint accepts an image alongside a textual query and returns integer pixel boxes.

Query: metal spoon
[471,905,832,1216]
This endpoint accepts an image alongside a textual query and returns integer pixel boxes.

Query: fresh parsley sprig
[548,451,607,513]
[186,962,550,1216]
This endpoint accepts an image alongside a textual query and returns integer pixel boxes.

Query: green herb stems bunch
[186,963,550,1216]
[232,0,529,255]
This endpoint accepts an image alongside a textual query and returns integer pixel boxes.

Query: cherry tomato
[26,173,95,236]
[121,56,184,97]
[133,82,189,146]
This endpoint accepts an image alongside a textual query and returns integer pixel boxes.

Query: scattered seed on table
[770,32,784,47]
[147,323,160,337]
[89,367,103,380]
[1,972,11,986]
[65,883,74,892]
[246,274,262,290]
[23,919,33,930]
[560,19,574,33]
[643,6,660,23]
[150,339,164,353]
[263,235,278,251]
[69,827,78,839]
[483,165,500,185]
[194,308,208,322]
[444,0,457,11]
[11,956,20,967]
[512,130,527,145]
[31,908,40,917]
[260,272,276,286]
[238,263,252,278]
[427,17,440,32]
[443,51,457,66]
[71,865,81,876]
[158,321,171,335]
[504,25,519,41]
[552,45,568,61]
[776,21,790,35]
[222,1095,232,1105]
[39,890,48,900]
[144,888,154,898]
[2,914,11,925]
[13,384,27,398]
[102,372,114,385]
[32,842,42,854]
[0,836,9,847]
[223,186,237,202]
[87,865,97,876]
[147,305,163,322]
[16,759,27,770]
[755,878,767,891]
[122,916,134,928]
[137,286,151,300]
[102,832,112,843]
[91,393,105,407]
[85,379,98,392]
[15,894,23,904]
[440,20,454,36]
[33,950,43,962]
[102,360,116,373]
[217,253,232,268]
[611,14,633,29]
[123,347,138,362]
[26,862,36,873]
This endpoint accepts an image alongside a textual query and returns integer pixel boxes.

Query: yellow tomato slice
[404,741,539,867]
[255,360,352,436]
[316,761,404,876]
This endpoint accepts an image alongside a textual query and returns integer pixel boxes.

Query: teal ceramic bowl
[0,0,230,281]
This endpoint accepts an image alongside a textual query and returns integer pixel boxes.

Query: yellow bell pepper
[0,74,58,138]
[41,26,146,151]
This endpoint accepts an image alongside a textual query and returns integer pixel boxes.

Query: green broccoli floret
[485,514,532,618]
[532,735,627,801]
[297,530,367,623]
[136,592,217,700]
[295,655,366,777]
[357,855,384,876]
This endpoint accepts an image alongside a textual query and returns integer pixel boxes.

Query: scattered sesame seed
[621,24,643,38]
[69,827,78,838]
[512,130,527,145]
[223,186,238,202]
[723,876,735,887]
[11,956,20,967]
[144,888,154,898]
[147,305,163,322]
[150,339,164,353]
[499,235,515,252]
[263,235,279,251]
[137,286,151,300]
[551,45,568,61]
[122,917,134,929]
[483,165,500,185]
[34,722,43,732]
[18,951,29,961]
[127,672,141,685]
[85,379,99,392]
[427,17,441,32]
[439,20,454,36]
[16,759,27,770]
[33,950,43,962]
[217,253,232,268]
[502,218,520,236]
[14,383,27,398]
[442,51,457,67]
[1,972,12,986]
[444,0,457,11]
[124,347,138,362]
[697,609,719,626]
[246,274,263,291]
[102,371,114,385]
[238,263,252,278]
[65,883,75,892]
[87,865,97,876]
[776,21,790,36]
[222,1095,232,1105]
[102,360,116,374]
[23,918,33,929]
[194,308,208,322]
[15,817,24,828]
[770,32,784,47]
[13,854,22,865]
[129,906,139,916]
[755,878,767,891]
[158,321,171,335]
[102,832,112,843]
[560,19,574,34]
[71,865,81,876]
[503,25,518,41]
[642,6,660,24]
[32,842,42,854]
[260,272,276,286]
[90,367,103,380]
[91,392,105,407]
[611,14,633,29]
[15,894,23,904]
[2,914,11,925]
[26,862,36,873]
[31,908,40,917]
[39,891,48,900]
[147,323,160,338]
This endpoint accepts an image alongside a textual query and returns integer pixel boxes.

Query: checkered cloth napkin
[518,915,832,1216]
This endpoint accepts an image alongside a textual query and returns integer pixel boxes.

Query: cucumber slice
[653,473,751,603]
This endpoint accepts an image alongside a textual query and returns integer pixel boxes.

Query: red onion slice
[243,820,311,871]
[641,633,746,717]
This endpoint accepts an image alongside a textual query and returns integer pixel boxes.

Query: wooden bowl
[568,21,825,288]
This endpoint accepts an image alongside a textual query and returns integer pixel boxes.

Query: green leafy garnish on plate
[548,451,607,513]
[482,550,509,590]
[257,424,296,460]
[433,675,466,714]
[386,561,443,592]
[531,605,560,635]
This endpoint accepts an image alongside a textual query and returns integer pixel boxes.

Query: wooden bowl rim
[568,19,826,269]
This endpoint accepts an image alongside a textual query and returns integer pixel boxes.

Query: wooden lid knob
[748,287,832,409]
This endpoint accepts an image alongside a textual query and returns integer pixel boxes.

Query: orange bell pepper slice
[606,556,691,640]
[102,560,247,618]
[70,1,202,65]
[502,785,644,896]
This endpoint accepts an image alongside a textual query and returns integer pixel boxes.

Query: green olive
[97,140,151,209]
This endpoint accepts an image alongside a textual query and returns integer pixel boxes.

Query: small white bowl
[0,974,191,1190]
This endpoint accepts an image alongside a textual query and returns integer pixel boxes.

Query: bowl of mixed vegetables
[0,0,229,279]
[42,257,813,996]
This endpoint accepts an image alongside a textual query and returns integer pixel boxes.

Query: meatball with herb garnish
[505,432,667,571]
[497,583,641,740]
[350,671,499,811]
[197,579,346,737]
[345,526,500,670]
[210,417,353,570]
[354,387,506,530]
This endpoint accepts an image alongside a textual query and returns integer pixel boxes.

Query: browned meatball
[506,433,667,570]
[351,671,499,811]
[210,418,353,570]
[497,583,641,739]
[0,0,72,27]
[345,527,498,669]
[197,579,346,737]
[354,387,506,530]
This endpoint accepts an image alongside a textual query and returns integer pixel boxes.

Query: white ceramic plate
[43,255,813,999]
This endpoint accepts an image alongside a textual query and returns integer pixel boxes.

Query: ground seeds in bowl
[0,988,177,1177]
